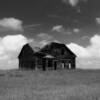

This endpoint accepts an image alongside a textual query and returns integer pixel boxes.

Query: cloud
[67,43,90,57]
[29,33,59,48]
[24,24,41,29]
[67,34,100,69]
[73,28,80,33]
[87,35,100,57]
[37,33,53,40]
[77,58,100,69]
[2,35,28,52]
[32,33,55,48]
[37,40,61,48]
[81,36,89,40]
[52,25,63,32]
[38,40,50,47]
[0,18,23,31]
[62,0,87,7]
[67,34,100,58]
[52,25,72,35]
[0,34,30,69]
[63,0,79,7]
[96,18,100,25]
[29,33,58,48]
[29,40,49,48]
[52,25,80,34]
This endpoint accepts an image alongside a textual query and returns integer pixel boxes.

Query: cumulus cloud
[67,43,90,57]
[67,34,100,69]
[0,34,29,69]
[0,18,23,31]
[62,0,87,7]
[87,35,100,57]
[0,17,35,69]
[67,34,100,58]
[2,35,27,52]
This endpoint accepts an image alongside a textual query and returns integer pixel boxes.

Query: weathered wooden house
[18,42,76,70]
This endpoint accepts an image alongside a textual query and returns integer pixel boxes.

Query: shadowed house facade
[18,42,76,71]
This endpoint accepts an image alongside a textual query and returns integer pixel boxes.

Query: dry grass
[0,69,100,100]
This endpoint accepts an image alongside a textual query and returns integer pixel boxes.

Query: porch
[34,56,75,71]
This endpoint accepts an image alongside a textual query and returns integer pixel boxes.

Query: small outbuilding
[18,42,76,70]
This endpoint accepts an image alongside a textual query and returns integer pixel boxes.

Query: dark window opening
[61,49,65,55]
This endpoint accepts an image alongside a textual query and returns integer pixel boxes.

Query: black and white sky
[0,0,100,69]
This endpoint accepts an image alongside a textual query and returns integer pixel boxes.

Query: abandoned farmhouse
[18,42,76,71]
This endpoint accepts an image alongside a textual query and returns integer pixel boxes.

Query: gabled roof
[40,42,77,57]
[18,43,34,59]
[18,42,76,59]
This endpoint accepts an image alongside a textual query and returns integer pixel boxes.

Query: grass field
[0,69,100,100]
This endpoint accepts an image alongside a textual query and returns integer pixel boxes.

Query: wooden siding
[18,42,76,70]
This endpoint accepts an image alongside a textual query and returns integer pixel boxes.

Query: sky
[0,0,100,69]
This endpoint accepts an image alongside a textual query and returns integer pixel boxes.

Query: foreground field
[0,69,100,100]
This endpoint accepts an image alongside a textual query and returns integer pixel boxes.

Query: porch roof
[43,55,55,59]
